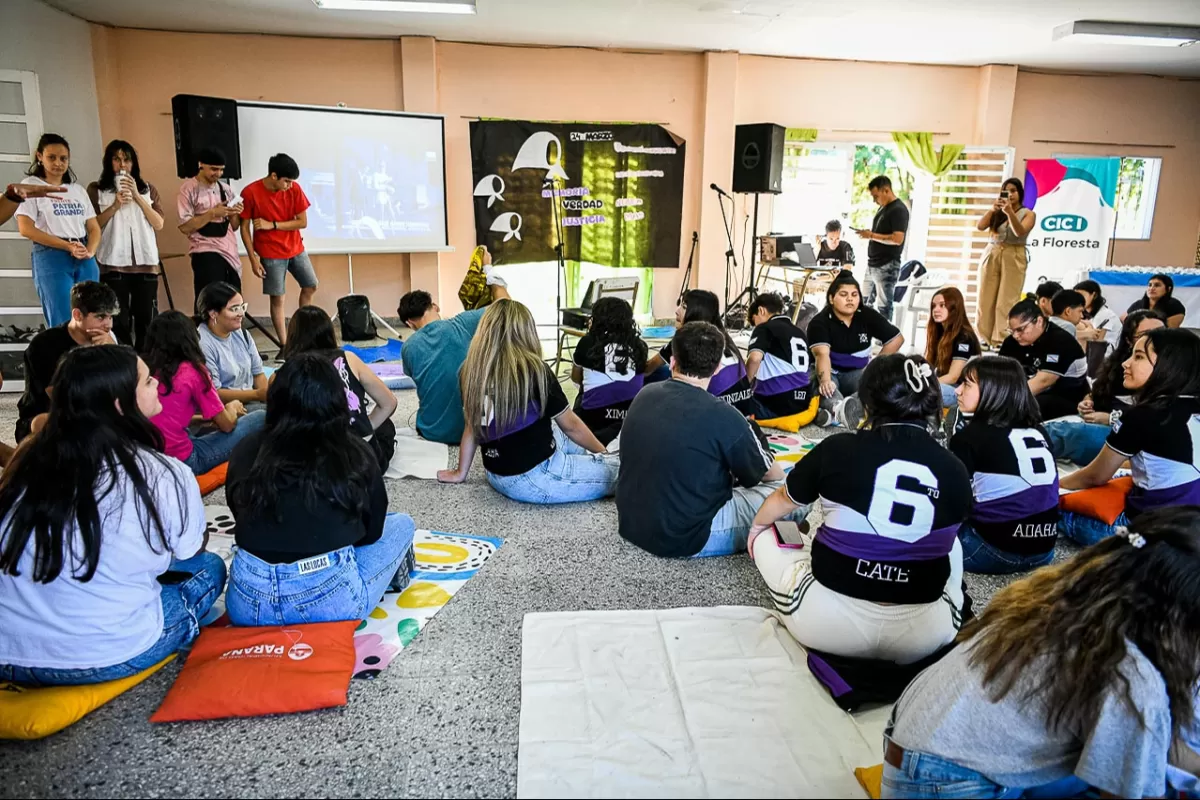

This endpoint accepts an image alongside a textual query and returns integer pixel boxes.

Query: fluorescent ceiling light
[312,0,476,13]
[1053,20,1199,48]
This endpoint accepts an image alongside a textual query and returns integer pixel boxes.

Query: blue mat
[343,338,404,363]
[641,326,676,339]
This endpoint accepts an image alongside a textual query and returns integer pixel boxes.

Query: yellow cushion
[854,764,883,799]
[756,395,820,433]
[0,655,174,740]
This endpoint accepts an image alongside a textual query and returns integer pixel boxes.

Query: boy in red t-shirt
[239,153,317,345]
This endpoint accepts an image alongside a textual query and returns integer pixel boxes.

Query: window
[0,70,43,242]
[1114,157,1161,240]
[772,142,914,235]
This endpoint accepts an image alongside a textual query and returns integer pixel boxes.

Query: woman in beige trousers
[975,178,1037,347]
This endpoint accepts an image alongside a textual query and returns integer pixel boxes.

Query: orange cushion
[854,764,883,799]
[1059,476,1134,525]
[755,395,820,433]
[195,462,228,496]
[150,622,357,723]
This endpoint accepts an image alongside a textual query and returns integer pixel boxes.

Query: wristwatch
[4,186,22,203]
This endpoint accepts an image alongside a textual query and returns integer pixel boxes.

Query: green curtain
[890,132,964,177]
[786,128,818,142]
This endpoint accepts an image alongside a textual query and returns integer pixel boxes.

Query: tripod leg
[244,312,282,351]
[158,262,175,312]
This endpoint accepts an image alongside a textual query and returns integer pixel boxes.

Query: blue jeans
[959,524,1055,574]
[1044,421,1108,466]
[0,552,226,686]
[882,746,1091,798]
[226,512,416,626]
[485,426,619,504]
[182,410,267,475]
[832,367,864,397]
[31,243,100,327]
[865,258,901,321]
[940,381,957,409]
[1060,510,1128,547]
[695,482,810,557]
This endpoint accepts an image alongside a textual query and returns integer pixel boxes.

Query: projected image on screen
[236,103,448,254]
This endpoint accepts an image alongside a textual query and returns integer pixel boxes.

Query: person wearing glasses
[997,298,1088,421]
[195,281,267,409]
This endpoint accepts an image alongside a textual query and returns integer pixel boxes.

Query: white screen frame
[235,100,452,255]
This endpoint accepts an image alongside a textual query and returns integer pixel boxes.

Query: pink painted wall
[88,27,1200,321]
[90,27,412,318]
[1010,71,1200,267]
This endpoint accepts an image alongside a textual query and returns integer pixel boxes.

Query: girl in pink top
[144,311,265,475]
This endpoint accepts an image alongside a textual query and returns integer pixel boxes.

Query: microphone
[710,183,730,198]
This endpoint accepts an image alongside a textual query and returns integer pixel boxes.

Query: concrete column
[973,64,1018,146]
[697,51,740,303]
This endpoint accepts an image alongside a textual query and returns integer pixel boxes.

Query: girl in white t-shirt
[15,133,101,328]
[0,345,226,686]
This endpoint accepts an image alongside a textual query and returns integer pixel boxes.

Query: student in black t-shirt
[1033,280,1063,319]
[924,286,981,409]
[14,280,119,443]
[282,306,399,470]
[807,270,904,401]
[617,322,795,558]
[816,220,855,266]
[1043,310,1164,465]
[1124,273,1186,328]
[437,299,618,504]
[855,175,909,321]
[997,299,1088,421]
[644,289,757,417]
[570,297,646,446]
[747,292,828,429]
[1061,328,1200,546]
[225,353,416,626]
[748,354,972,663]
[950,356,1059,574]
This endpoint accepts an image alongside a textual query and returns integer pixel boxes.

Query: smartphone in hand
[775,521,806,549]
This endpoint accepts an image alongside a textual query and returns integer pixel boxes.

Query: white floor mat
[385,427,450,480]
[518,606,888,799]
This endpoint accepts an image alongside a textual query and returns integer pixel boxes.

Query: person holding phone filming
[178,148,244,299]
[975,178,1036,348]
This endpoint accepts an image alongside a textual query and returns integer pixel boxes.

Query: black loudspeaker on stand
[724,123,786,328]
[171,95,242,180]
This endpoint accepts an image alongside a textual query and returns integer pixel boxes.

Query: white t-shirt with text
[16,176,96,240]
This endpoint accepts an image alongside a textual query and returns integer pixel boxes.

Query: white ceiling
[45,0,1200,77]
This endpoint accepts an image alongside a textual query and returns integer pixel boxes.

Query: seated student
[144,311,267,476]
[746,292,832,427]
[398,257,510,445]
[1048,288,1086,338]
[1073,279,1120,372]
[748,355,971,664]
[1060,327,1200,546]
[0,346,224,685]
[225,353,414,625]
[569,297,646,446]
[883,507,1200,799]
[924,287,981,408]
[283,306,399,471]
[1033,280,1063,318]
[437,299,618,504]
[1125,272,1185,328]
[14,281,118,443]
[1043,310,1164,465]
[816,219,855,266]
[997,298,1088,421]
[618,321,794,558]
[195,281,267,408]
[807,270,904,427]
[950,356,1059,574]
[644,289,756,416]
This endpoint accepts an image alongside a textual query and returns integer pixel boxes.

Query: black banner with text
[470,121,684,268]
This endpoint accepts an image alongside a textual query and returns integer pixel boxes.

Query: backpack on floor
[337,295,378,342]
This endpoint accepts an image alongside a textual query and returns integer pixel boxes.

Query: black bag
[337,294,378,341]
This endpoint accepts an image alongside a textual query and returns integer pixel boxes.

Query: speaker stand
[346,253,400,339]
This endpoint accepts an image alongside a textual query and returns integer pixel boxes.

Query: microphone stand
[678,230,698,306]
[716,188,738,313]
